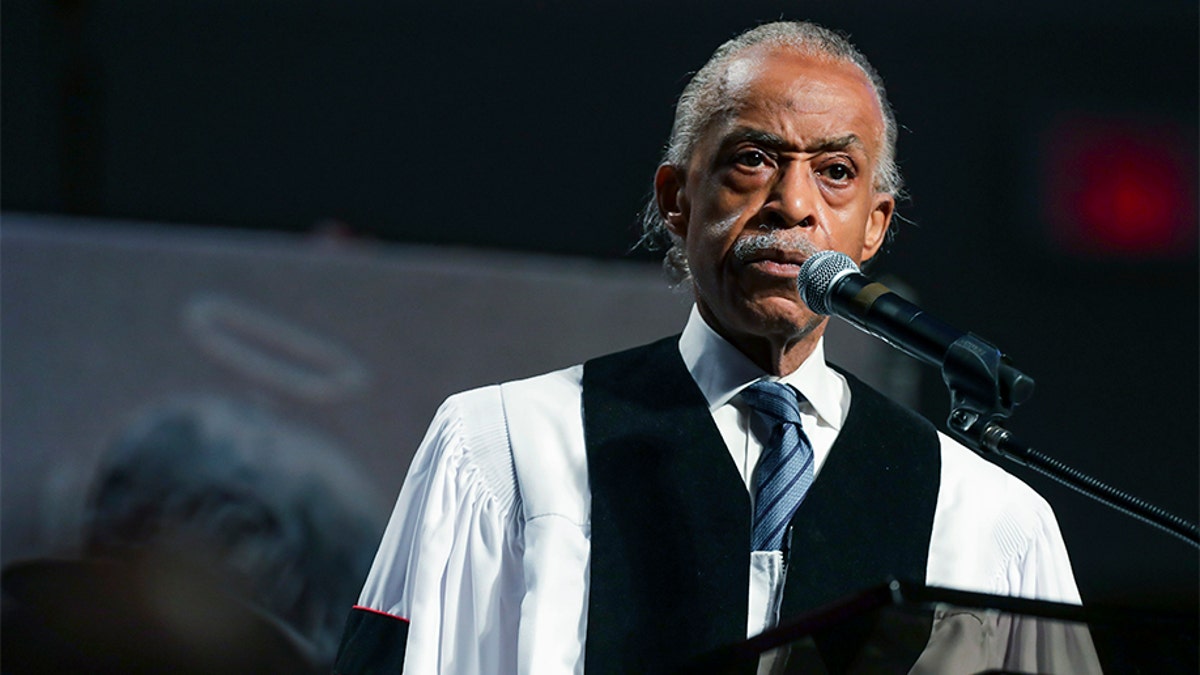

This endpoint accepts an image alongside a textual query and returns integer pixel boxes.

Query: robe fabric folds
[336,314,1087,673]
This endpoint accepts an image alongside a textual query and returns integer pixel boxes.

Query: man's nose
[761,164,817,229]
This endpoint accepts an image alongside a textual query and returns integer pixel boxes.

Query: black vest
[582,336,940,673]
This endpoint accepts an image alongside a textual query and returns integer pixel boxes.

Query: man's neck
[696,306,827,377]
[746,333,822,376]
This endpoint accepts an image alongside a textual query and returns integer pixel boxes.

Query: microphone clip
[941,334,1035,461]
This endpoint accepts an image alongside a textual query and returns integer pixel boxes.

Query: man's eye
[734,150,769,168]
[821,163,854,181]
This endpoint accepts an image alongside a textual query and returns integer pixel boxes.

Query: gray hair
[638,21,902,283]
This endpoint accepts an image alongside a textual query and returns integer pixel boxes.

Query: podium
[684,580,1198,674]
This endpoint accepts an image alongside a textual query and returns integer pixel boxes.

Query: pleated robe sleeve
[335,387,525,674]
[917,432,1101,674]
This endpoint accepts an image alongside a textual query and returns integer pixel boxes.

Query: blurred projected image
[2,396,385,673]
[1,219,694,673]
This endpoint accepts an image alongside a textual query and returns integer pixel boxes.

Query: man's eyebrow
[807,134,864,153]
[719,127,865,154]
[721,127,790,149]
[715,126,792,151]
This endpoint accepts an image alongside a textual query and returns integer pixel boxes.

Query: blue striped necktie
[741,381,816,551]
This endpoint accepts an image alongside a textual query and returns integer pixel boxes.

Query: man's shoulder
[938,432,1049,505]
[585,335,682,368]
[832,363,937,434]
[439,364,584,415]
[830,365,1054,525]
[446,333,680,411]
[934,430,1058,549]
[929,431,1079,601]
[500,363,585,400]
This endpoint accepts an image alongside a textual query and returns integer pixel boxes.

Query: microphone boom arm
[804,251,1199,549]
[938,331,1198,548]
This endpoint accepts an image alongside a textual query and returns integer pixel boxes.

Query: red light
[1042,116,1197,258]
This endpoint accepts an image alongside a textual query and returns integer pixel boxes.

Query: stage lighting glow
[1042,116,1197,258]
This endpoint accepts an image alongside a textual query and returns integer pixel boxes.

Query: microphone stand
[939,333,1199,549]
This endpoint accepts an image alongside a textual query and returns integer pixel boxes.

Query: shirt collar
[679,305,847,430]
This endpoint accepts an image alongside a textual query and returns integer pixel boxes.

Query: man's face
[657,48,894,354]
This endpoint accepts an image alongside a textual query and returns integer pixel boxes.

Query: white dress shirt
[356,307,1087,673]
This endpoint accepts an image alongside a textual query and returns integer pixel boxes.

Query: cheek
[826,205,873,250]
[688,210,743,275]
[707,210,743,241]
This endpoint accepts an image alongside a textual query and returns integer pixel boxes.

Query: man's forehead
[722,54,765,92]
[720,46,876,107]
[703,47,885,150]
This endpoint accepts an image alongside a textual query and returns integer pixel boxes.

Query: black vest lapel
[583,336,753,674]
[779,369,940,612]
[779,369,940,673]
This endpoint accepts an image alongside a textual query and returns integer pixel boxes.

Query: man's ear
[860,192,895,262]
[654,164,689,237]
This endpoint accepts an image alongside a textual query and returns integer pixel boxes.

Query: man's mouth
[736,246,811,279]
[745,257,804,277]
[731,234,818,279]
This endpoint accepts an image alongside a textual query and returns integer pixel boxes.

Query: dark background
[4,0,1197,612]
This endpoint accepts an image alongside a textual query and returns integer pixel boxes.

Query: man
[335,21,1088,674]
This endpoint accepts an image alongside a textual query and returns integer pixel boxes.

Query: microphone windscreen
[798,251,859,315]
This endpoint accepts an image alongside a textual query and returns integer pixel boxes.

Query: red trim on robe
[351,605,410,623]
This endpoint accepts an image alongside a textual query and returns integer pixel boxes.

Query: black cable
[1023,447,1199,549]
[985,424,1200,549]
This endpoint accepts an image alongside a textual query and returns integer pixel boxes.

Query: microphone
[798,250,1034,406]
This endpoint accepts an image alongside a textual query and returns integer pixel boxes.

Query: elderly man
[335,21,1085,674]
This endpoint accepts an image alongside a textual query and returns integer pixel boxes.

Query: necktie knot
[740,380,804,428]
[740,380,815,551]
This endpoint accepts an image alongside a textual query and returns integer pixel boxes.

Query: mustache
[731,234,821,263]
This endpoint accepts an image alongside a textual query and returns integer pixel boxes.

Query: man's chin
[732,297,827,341]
